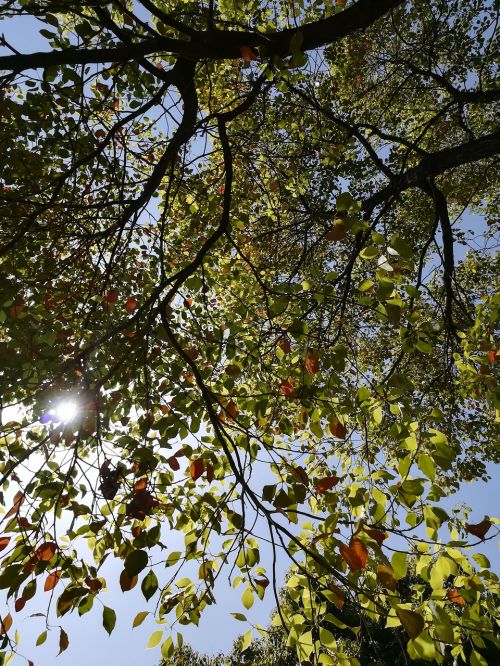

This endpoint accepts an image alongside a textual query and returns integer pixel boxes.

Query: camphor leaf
[465,519,492,540]
[242,587,254,610]
[102,606,116,635]
[132,611,149,628]
[58,627,69,654]
[339,538,368,572]
[141,570,158,601]
[124,549,148,577]
[189,458,204,481]
[396,608,425,638]
[377,564,396,591]
[44,570,62,591]
[147,630,163,649]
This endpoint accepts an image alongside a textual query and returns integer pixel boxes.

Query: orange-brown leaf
[126,296,137,314]
[225,401,238,420]
[255,577,269,589]
[58,627,69,655]
[365,528,388,548]
[465,519,492,540]
[329,584,345,609]
[290,465,309,486]
[329,417,347,439]
[14,597,26,613]
[0,614,12,634]
[240,46,258,61]
[0,537,11,552]
[277,338,291,353]
[167,456,180,471]
[279,378,294,397]
[447,588,466,606]
[44,570,62,591]
[315,476,340,494]
[325,222,346,242]
[377,564,396,591]
[5,491,24,519]
[35,542,57,562]
[120,569,138,592]
[190,459,204,481]
[340,537,368,572]
[305,350,319,374]
[134,478,147,492]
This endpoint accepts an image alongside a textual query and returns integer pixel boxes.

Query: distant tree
[160,567,500,665]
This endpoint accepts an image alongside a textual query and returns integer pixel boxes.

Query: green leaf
[132,611,149,628]
[147,630,163,649]
[241,629,253,652]
[391,551,407,579]
[470,649,488,666]
[417,453,435,480]
[410,630,435,661]
[242,587,254,610]
[429,603,454,643]
[36,630,47,646]
[141,570,158,601]
[161,637,174,660]
[360,245,378,260]
[102,606,116,635]
[125,550,148,577]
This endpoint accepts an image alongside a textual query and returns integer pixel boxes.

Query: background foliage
[0,1,498,664]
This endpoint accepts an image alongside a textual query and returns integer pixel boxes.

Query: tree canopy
[160,564,500,666]
[0,0,498,664]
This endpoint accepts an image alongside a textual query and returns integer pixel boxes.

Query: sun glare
[53,400,79,423]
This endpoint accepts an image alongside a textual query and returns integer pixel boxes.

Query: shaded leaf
[396,607,425,638]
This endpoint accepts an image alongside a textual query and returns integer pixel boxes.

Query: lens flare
[53,400,78,423]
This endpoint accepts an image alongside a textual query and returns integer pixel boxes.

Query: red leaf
[279,378,294,397]
[315,476,340,494]
[35,542,57,562]
[447,588,466,606]
[340,537,368,572]
[167,456,180,471]
[0,613,12,634]
[190,459,204,481]
[44,570,62,591]
[126,296,138,314]
[277,337,291,353]
[365,528,388,547]
[305,350,319,374]
[290,465,309,485]
[126,490,158,519]
[0,537,11,552]
[14,597,26,613]
[105,289,119,304]
[134,478,147,492]
[330,417,347,439]
[488,350,497,364]
[240,46,258,61]
[465,519,492,540]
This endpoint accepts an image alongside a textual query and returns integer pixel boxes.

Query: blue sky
[0,9,498,666]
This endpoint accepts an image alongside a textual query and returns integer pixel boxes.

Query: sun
[53,400,79,423]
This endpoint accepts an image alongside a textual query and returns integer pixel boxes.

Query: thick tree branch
[0,0,404,72]
[365,130,500,212]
